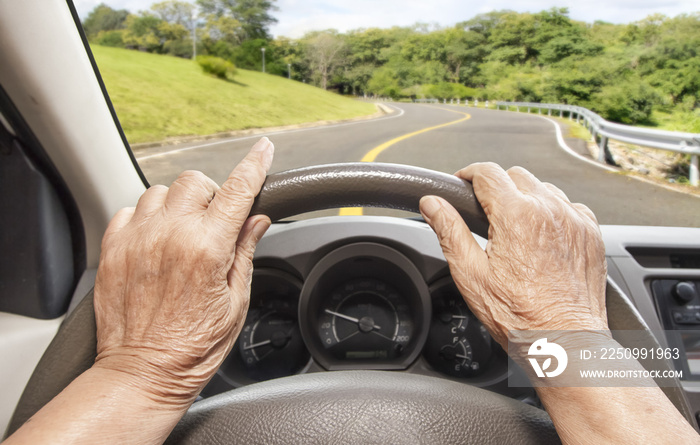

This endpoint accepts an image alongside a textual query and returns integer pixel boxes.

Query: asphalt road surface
[135,103,700,227]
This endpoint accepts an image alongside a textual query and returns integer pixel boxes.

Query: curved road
[136,103,700,227]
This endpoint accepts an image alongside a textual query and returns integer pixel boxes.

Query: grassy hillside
[92,46,376,143]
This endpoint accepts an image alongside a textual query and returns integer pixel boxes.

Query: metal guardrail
[495,101,700,186]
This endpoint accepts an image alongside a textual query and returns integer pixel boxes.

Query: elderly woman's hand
[419,163,608,348]
[93,137,274,406]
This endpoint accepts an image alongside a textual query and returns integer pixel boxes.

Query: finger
[572,202,599,224]
[455,163,520,215]
[543,182,571,203]
[420,195,488,292]
[164,170,219,215]
[207,137,274,237]
[101,207,135,249]
[507,166,543,195]
[227,215,271,307]
[131,185,168,221]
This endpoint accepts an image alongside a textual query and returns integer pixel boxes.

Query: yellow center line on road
[338,105,471,216]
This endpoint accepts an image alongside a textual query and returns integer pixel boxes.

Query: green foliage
[231,38,268,70]
[196,55,237,79]
[95,30,125,47]
[592,80,659,124]
[196,0,278,40]
[426,82,473,99]
[85,1,700,131]
[82,4,129,39]
[367,67,401,98]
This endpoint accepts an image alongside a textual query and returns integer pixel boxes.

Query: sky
[73,0,699,38]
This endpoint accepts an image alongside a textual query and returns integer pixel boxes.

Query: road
[135,103,700,227]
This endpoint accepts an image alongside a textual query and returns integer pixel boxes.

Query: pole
[261,47,266,73]
[191,25,196,59]
[287,63,291,79]
[690,154,699,187]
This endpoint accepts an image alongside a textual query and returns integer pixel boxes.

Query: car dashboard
[202,216,700,411]
[202,216,516,399]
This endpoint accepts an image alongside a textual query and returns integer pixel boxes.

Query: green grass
[550,117,592,140]
[92,46,376,143]
[645,109,700,134]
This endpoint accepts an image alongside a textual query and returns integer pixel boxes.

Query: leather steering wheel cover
[6,163,696,440]
[249,163,489,236]
[165,370,560,445]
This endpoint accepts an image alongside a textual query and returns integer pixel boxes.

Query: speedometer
[299,242,431,371]
[318,278,413,360]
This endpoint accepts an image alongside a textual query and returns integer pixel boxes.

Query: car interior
[2,1,700,443]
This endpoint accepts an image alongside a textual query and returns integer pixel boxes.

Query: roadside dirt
[587,139,700,197]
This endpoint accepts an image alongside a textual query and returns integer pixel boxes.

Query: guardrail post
[569,109,572,121]
[548,108,551,116]
[527,107,530,113]
[598,136,608,163]
[691,154,699,187]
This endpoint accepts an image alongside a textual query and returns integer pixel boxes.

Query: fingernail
[252,137,274,171]
[252,218,271,240]
[420,196,442,221]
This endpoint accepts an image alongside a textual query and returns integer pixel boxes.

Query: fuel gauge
[424,279,492,378]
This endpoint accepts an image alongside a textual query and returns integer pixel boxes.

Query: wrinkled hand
[420,163,608,348]
[93,137,274,406]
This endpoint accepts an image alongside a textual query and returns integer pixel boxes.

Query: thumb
[419,195,488,292]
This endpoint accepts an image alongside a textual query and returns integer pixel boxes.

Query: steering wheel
[7,163,694,443]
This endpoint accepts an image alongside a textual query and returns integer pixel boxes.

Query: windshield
[75,0,700,226]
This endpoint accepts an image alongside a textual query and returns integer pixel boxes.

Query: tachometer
[211,269,310,388]
[239,297,307,381]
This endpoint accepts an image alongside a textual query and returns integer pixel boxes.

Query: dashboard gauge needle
[243,339,272,350]
[370,330,395,342]
[452,315,468,319]
[455,354,470,360]
[325,309,381,330]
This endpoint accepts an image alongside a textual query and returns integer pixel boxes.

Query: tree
[196,0,278,40]
[151,1,198,58]
[82,4,129,39]
[122,14,168,53]
[441,28,486,83]
[367,67,400,98]
[592,79,659,124]
[459,10,512,38]
[304,31,347,90]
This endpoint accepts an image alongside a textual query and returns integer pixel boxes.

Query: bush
[95,30,125,48]
[426,82,475,100]
[592,80,659,125]
[196,56,236,80]
[164,39,194,59]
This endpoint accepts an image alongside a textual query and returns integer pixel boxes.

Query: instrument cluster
[203,241,509,396]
